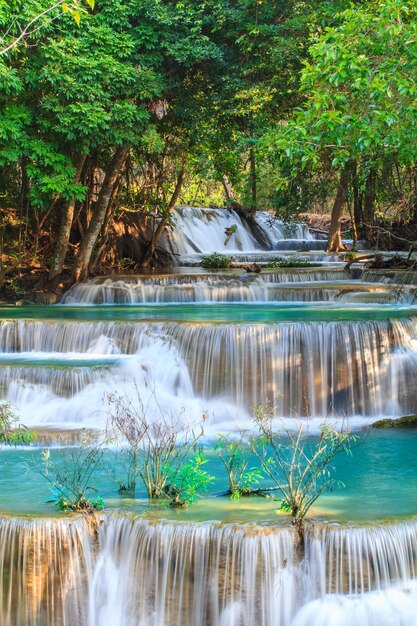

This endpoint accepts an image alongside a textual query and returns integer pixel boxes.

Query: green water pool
[1,303,417,323]
[2,430,417,523]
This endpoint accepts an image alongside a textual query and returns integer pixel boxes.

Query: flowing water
[161,207,313,258]
[1,207,417,624]
[1,315,417,427]
[62,272,415,305]
[1,516,417,626]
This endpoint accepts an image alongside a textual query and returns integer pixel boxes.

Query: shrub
[251,405,358,548]
[167,451,214,507]
[267,257,319,268]
[106,391,205,500]
[36,441,105,513]
[215,433,263,499]
[201,252,233,269]
[0,402,34,445]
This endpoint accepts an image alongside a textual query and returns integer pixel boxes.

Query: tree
[268,0,417,249]
[0,0,95,56]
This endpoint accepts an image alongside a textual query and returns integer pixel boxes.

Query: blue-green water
[3,430,417,523]
[1,302,417,323]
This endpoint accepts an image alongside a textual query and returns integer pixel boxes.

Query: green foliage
[106,390,205,499]
[201,252,233,269]
[251,410,358,522]
[37,443,105,513]
[215,433,262,499]
[267,258,319,269]
[0,402,34,446]
[0,1,96,56]
[268,0,417,189]
[2,0,411,279]
[167,451,214,507]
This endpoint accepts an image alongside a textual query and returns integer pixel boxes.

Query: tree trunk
[141,163,186,268]
[222,176,234,204]
[19,157,30,257]
[248,148,257,217]
[350,163,361,251]
[49,155,86,280]
[73,146,129,282]
[326,165,350,252]
[363,169,375,241]
[90,175,121,270]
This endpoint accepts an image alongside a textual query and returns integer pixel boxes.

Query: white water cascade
[1,318,417,428]
[61,272,416,305]
[62,270,355,304]
[1,516,417,626]
[160,207,320,264]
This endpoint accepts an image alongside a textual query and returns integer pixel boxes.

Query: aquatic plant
[0,402,34,446]
[35,441,105,513]
[251,404,358,547]
[214,433,263,499]
[201,252,233,268]
[267,257,318,268]
[106,391,206,500]
[167,451,214,507]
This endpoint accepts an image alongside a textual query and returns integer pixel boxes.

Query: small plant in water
[215,433,263,499]
[167,451,214,507]
[0,402,34,446]
[251,404,358,548]
[201,252,233,269]
[106,390,206,500]
[36,440,105,513]
[267,257,319,269]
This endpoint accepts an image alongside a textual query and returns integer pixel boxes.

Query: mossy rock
[371,415,417,428]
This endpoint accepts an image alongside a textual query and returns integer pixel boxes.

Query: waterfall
[362,269,417,288]
[0,517,92,626]
[1,516,417,626]
[61,270,353,305]
[1,318,417,427]
[160,207,317,263]
[60,272,413,305]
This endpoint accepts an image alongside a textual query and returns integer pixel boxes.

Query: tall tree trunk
[411,167,417,224]
[363,168,375,241]
[73,146,129,282]
[352,163,362,250]
[222,176,234,204]
[326,165,350,252]
[90,175,121,270]
[49,155,86,280]
[141,163,186,268]
[248,148,257,217]
[19,157,30,257]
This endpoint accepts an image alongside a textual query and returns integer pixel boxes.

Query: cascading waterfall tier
[160,207,320,264]
[1,516,417,626]
[61,269,405,305]
[362,269,417,288]
[1,318,417,426]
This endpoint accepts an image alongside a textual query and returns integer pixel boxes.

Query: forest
[1,0,416,300]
